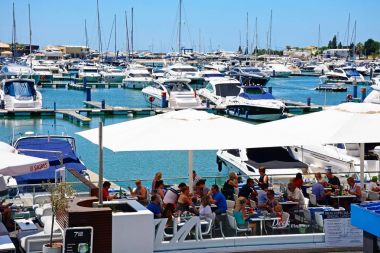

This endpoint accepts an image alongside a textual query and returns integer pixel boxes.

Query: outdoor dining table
[15,219,38,240]
[330,194,357,211]
[249,215,280,235]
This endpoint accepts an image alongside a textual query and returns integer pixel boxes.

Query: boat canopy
[239,86,275,100]
[240,147,308,171]
[4,81,36,98]
[14,137,86,184]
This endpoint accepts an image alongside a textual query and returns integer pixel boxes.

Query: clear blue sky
[1,0,379,52]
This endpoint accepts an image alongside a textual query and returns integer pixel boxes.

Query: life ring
[346,94,353,101]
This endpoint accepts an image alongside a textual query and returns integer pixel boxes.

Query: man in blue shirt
[147,195,161,218]
[210,184,227,214]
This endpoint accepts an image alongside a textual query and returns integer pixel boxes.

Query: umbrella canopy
[247,102,380,148]
[77,109,259,151]
[0,151,49,176]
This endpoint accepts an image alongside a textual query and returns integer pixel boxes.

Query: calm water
[0,76,372,188]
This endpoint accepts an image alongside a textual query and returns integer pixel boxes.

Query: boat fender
[216,157,223,172]
[346,94,353,101]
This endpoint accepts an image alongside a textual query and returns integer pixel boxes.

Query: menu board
[64,227,93,253]
[323,211,362,247]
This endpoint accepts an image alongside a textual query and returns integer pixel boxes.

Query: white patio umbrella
[77,109,259,201]
[247,102,380,185]
[0,149,50,176]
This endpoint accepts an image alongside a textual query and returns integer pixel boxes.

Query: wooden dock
[56,110,92,125]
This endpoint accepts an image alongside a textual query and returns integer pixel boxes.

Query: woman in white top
[347,177,362,202]
[199,195,213,221]
[369,176,380,192]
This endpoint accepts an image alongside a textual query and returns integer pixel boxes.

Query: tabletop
[0,235,15,250]
[279,201,299,205]
[250,216,280,221]
[331,194,357,199]
[15,219,38,231]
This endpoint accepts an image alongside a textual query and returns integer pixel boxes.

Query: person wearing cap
[326,168,340,190]
[369,176,380,192]
[128,179,148,206]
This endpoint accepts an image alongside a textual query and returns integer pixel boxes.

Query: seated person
[287,182,305,208]
[162,203,175,227]
[222,172,238,201]
[347,177,362,202]
[102,181,116,201]
[257,183,269,206]
[238,178,257,202]
[195,180,210,198]
[153,180,165,203]
[128,179,148,206]
[176,186,193,212]
[233,197,256,234]
[0,199,13,228]
[199,195,213,221]
[163,183,187,207]
[326,169,341,190]
[369,176,380,192]
[293,173,304,189]
[147,195,162,218]
[210,184,227,214]
[259,189,278,213]
[312,174,331,205]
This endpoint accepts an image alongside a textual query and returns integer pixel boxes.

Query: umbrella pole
[98,122,104,205]
[188,150,193,193]
[360,143,365,187]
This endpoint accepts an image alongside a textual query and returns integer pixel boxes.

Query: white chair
[201,213,216,238]
[34,203,52,225]
[308,193,326,207]
[360,191,368,202]
[226,200,235,211]
[270,212,290,232]
[368,191,380,201]
[226,213,250,236]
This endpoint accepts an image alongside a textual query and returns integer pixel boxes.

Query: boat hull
[226,104,284,121]
[123,80,152,89]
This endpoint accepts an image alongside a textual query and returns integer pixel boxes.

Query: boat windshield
[4,81,36,98]
[172,68,197,72]
[203,73,224,78]
[83,69,98,73]
[215,83,240,97]
[244,87,264,94]
[130,73,151,78]
[345,69,360,77]
[164,82,191,92]
[242,68,261,73]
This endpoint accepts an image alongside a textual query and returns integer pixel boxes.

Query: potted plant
[43,182,75,253]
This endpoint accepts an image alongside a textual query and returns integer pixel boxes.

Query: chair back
[360,191,368,202]
[309,193,317,206]
[303,198,309,209]
[227,213,237,229]
[282,212,290,227]
[368,191,380,201]
[226,200,235,210]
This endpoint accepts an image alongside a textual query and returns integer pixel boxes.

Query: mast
[198,29,201,53]
[114,14,117,60]
[85,19,89,51]
[318,24,321,48]
[12,2,16,61]
[96,0,103,57]
[346,13,351,47]
[178,0,182,54]
[245,12,249,55]
[268,9,272,55]
[125,11,130,59]
[28,3,32,55]
[255,17,258,62]
[131,7,134,54]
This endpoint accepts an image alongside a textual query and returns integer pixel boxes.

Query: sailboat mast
[178,0,182,54]
[255,17,258,62]
[245,12,249,55]
[318,24,321,48]
[114,14,117,59]
[131,7,134,54]
[268,9,272,55]
[85,19,89,50]
[125,11,130,59]
[346,13,351,47]
[12,2,17,61]
[28,3,32,55]
[96,0,103,57]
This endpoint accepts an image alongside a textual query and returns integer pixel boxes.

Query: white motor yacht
[203,61,229,73]
[197,76,241,106]
[32,65,54,84]
[364,82,380,104]
[216,147,308,178]
[225,86,285,121]
[320,67,365,84]
[123,66,153,89]
[141,78,201,108]
[100,67,125,83]
[165,63,205,89]
[78,66,101,83]
[288,143,380,180]
[0,78,42,109]
[263,63,292,77]
[0,64,39,84]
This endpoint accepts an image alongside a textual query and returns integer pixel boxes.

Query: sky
[0,0,380,52]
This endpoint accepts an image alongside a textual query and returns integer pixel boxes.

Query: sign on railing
[64,226,93,253]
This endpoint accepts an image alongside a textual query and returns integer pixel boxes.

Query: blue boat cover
[239,86,275,100]
[14,137,86,184]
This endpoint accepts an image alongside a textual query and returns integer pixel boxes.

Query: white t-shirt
[163,187,179,204]
[199,205,212,220]
[369,182,379,191]
[287,187,305,207]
